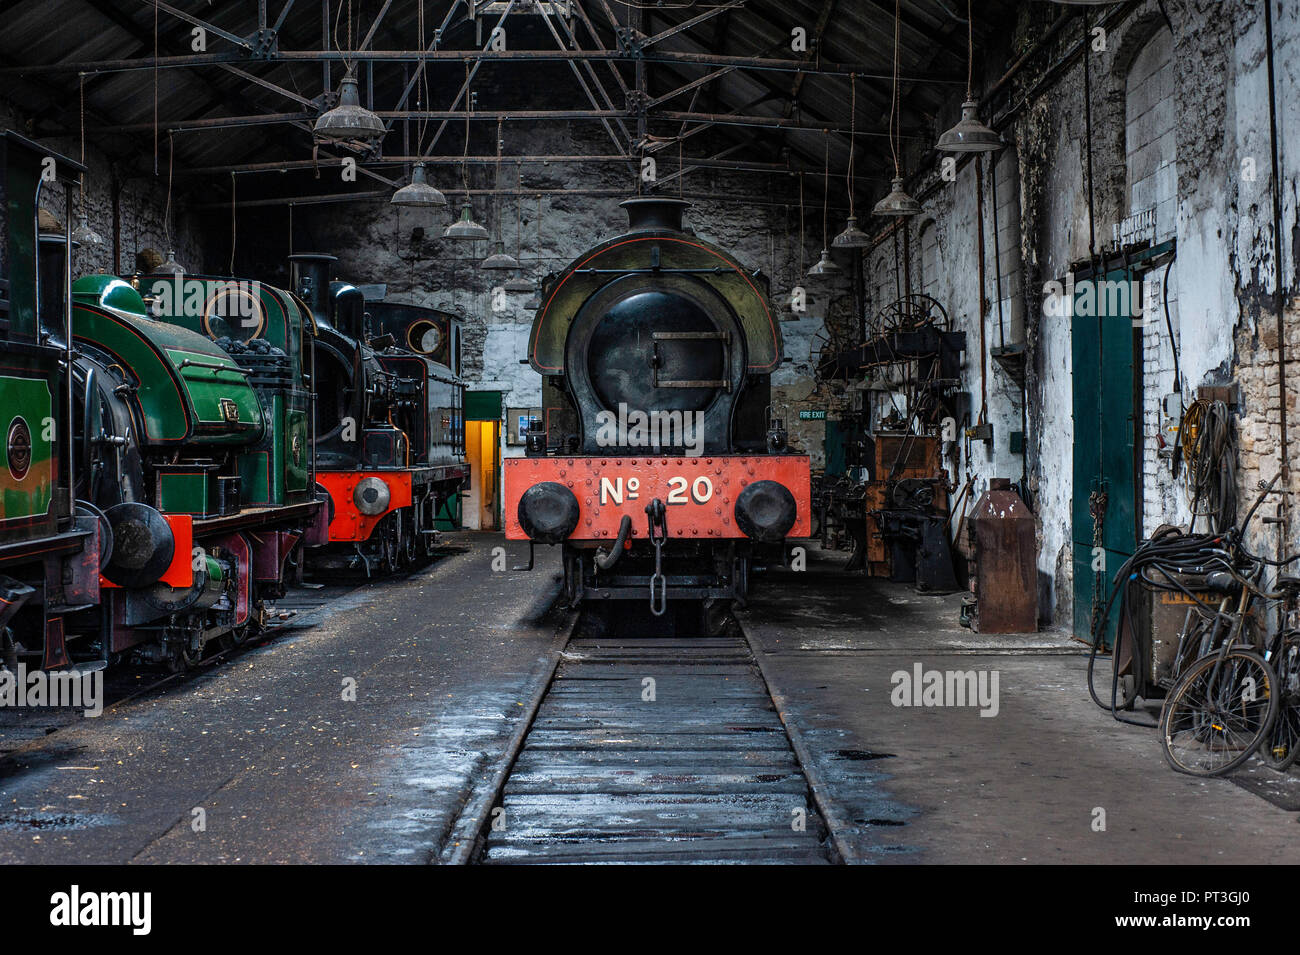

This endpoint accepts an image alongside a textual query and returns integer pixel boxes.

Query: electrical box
[1159,392,1182,459]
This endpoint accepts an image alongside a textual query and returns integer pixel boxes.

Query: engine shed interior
[0,0,1297,887]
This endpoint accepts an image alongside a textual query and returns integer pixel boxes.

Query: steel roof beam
[534,0,630,154]
[87,107,923,138]
[3,49,966,83]
[193,186,853,212]
[641,0,749,50]
[570,1,629,97]
[176,153,890,181]
[138,0,252,51]
[273,0,297,34]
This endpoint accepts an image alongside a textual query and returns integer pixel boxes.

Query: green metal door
[1071,264,1140,646]
[824,419,847,477]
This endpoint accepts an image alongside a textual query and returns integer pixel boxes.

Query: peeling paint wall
[860,0,1299,628]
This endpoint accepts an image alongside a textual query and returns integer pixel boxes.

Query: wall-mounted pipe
[1264,0,1290,549]
[975,153,989,426]
[111,170,121,273]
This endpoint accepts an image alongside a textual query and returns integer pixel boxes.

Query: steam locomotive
[503,198,810,625]
[289,254,469,575]
[0,130,330,670]
[0,132,106,671]
[0,124,468,673]
[64,270,329,671]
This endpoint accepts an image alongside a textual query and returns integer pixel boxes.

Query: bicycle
[1158,566,1279,777]
[1259,580,1300,771]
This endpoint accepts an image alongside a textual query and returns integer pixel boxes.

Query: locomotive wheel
[379,521,399,575]
[164,641,203,673]
[218,624,252,650]
[403,510,419,566]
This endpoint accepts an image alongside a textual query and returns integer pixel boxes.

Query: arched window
[919,219,939,300]
[992,149,1024,344]
[1124,27,1177,244]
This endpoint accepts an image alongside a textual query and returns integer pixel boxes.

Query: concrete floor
[0,534,563,864]
[740,546,1300,864]
[6,533,1297,865]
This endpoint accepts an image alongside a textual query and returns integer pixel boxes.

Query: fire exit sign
[798,410,827,420]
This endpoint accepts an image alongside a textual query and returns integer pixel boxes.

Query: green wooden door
[1071,264,1140,646]
[824,419,847,477]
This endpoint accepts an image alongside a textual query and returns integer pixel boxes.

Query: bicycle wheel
[1261,633,1300,771]
[1159,648,1278,776]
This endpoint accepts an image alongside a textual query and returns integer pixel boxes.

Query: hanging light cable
[833,73,871,247]
[808,131,841,276]
[505,162,533,290]
[445,62,489,241]
[314,0,385,143]
[937,0,1003,153]
[71,71,105,250]
[797,172,806,275]
[482,119,521,269]
[874,0,922,217]
[156,133,185,276]
[393,2,447,208]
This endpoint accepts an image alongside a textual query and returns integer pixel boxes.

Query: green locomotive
[0,124,329,672]
[67,270,328,669]
[0,131,105,671]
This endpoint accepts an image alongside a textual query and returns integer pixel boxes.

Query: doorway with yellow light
[463,391,502,530]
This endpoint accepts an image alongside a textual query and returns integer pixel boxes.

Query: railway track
[469,626,838,865]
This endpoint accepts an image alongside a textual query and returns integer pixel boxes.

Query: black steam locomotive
[504,198,810,627]
[289,254,468,574]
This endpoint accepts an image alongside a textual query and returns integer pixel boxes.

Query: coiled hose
[1179,398,1236,533]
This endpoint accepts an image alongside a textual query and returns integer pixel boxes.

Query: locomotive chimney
[620,197,689,234]
[289,253,338,329]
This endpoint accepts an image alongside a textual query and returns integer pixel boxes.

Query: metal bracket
[248,28,278,58]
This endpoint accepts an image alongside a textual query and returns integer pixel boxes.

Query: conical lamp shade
[937,101,1002,153]
[832,215,871,248]
[873,177,922,217]
[481,241,521,271]
[391,162,447,207]
[71,214,105,247]
[504,274,535,292]
[443,203,490,241]
[314,71,385,142]
[807,248,841,276]
[156,249,185,275]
